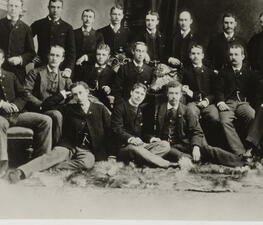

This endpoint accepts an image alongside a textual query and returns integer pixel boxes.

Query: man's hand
[8,57,22,66]
[182,85,193,98]
[32,56,41,64]
[150,137,161,143]
[192,146,201,162]
[62,69,72,78]
[10,103,19,113]
[168,57,182,66]
[197,100,209,109]
[217,102,230,111]
[60,90,72,99]
[102,85,111,95]
[128,137,144,146]
[76,55,88,66]
[1,101,15,113]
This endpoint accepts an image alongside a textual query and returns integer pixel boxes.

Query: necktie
[136,66,143,73]
[168,108,177,119]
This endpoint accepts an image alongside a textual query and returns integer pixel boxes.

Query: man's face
[189,47,204,65]
[96,49,110,66]
[110,8,123,25]
[223,16,237,34]
[0,53,5,68]
[82,11,95,27]
[260,15,263,29]
[48,1,63,20]
[71,85,89,106]
[229,47,244,67]
[178,11,192,31]
[7,0,22,19]
[130,87,146,106]
[145,14,159,30]
[133,44,147,63]
[48,47,64,69]
[167,86,182,106]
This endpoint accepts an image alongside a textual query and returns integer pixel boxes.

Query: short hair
[110,5,123,14]
[222,12,236,22]
[8,0,23,6]
[132,41,148,52]
[96,43,111,54]
[70,81,90,91]
[48,0,63,7]
[179,10,192,19]
[166,81,182,93]
[146,10,159,20]
[0,49,4,58]
[189,44,204,53]
[49,45,65,56]
[229,43,245,55]
[82,9,95,18]
[131,83,148,93]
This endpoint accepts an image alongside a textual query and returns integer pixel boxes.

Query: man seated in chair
[24,45,72,146]
[8,81,111,183]
[149,80,245,167]
[0,48,52,177]
[111,82,176,168]
[77,44,116,110]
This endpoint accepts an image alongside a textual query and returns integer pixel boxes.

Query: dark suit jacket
[215,64,257,103]
[74,28,104,64]
[133,29,167,62]
[98,25,131,55]
[207,33,245,70]
[31,17,76,71]
[248,31,263,73]
[170,29,199,67]
[24,66,72,110]
[152,103,204,148]
[0,69,26,113]
[111,100,145,148]
[42,93,111,161]
[0,17,35,82]
[112,61,153,101]
[182,64,217,104]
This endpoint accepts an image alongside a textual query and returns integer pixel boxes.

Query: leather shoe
[8,169,25,184]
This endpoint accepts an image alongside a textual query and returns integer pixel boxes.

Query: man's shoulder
[59,19,73,29]
[2,69,16,79]
[98,25,110,33]
[32,17,48,26]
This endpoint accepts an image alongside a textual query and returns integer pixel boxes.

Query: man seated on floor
[24,45,72,146]
[8,81,111,183]
[111,82,177,168]
[0,48,52,177]
[147,80,245,167]
[77,43,116,110]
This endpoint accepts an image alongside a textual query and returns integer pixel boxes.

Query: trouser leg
[44,110,63,146]
[246,106,263,148]
[219,103,246,155]
[55,147,95,170]
[15,112,52,157]
[0,116,9,161]
[18,146,70,178]
[201,104,220,124]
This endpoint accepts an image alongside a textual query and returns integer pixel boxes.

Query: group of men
[0,0,263,184]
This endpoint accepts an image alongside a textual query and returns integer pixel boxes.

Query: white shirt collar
[193,63,203,68]
[232,65,242,72]
[95,63,106,69]
[82,26,92,33]
[110,23,121,32]
[7,14,19,23]
[167,103,178,110]
[133,60,144,68]
[47,65,59,74]
[181,28,191,38]
[48,16,60,22]
[224,32,234,39]
[146,28,156,35]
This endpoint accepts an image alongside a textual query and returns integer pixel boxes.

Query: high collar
[133,60,144,68]
[167,102,179,111]
[180,28,191,38]
[47,65,59,74]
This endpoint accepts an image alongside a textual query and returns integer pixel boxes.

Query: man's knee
[80,152,95,170]
[159,141,170,154]
[45,110,63,124]
[0,119,9,132]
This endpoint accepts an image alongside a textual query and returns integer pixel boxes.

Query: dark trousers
[167,139,244,167]
[219,100,255,155]
[247,105,263,149]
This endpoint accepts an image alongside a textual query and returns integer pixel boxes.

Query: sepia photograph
[0,0,263,223]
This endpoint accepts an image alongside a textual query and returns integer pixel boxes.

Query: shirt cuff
[64,68,72,74]
[204,98,209,105]
[0,100,3,108]
[217,101,225,107]
[19,56,23,65]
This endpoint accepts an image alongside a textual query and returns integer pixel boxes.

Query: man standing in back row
[31,0,76,78]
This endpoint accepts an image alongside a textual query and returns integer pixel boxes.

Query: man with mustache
[215,43,256,157]
[207,13,245,71]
